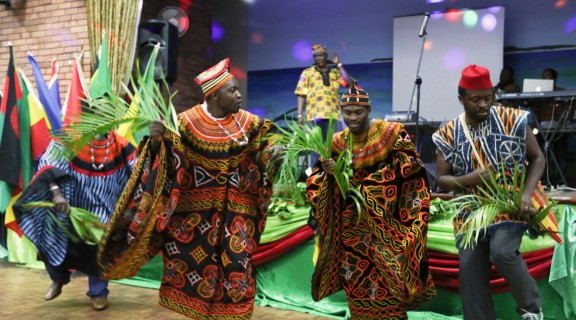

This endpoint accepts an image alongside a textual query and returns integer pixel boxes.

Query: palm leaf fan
[54,43,179,160]
[272,118,366,218]
[20,201,105,245]
[449,163,560,249]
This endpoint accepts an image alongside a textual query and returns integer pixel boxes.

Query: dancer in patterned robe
[13,131,136,311]
[98,58,282,319]
[307,83,436,320]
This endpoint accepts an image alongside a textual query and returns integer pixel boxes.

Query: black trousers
[458,225,541,320]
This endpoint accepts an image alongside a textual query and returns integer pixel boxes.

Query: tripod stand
[407,25,428,150]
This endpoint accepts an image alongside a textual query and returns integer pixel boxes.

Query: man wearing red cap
[432,65,545,320]
[99,58,283,319]
[307,82,436,319]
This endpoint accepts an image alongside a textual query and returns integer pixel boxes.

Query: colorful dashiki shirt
[14,132,135,266]
[307,120,436,320]
[294,66,343,121]
[432,106,531,239]
[99,105,275,319]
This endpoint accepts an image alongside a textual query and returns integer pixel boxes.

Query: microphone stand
[408,30,427,150]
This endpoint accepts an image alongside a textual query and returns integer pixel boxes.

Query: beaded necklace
[90,133,115,170]
[203,103,249,146]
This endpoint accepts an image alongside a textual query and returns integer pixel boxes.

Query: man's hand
[519,193,536,216]
[331,51,340,66]
[266,144,285,179]
[321,158,335,175]
[298,116,305,124]
[149,120,166,153]
[473,164,494,186]
[53,193,70,214]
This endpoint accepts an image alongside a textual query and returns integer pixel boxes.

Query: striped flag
[0,46,24,236]
[28,52,62,133]
[19,70,52,161]
[0,45,23,188]
[48,58,61,109]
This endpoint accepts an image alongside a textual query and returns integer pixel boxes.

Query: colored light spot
[292,40,312,63]
[443,48,466,70]
[462,10,478,29]
[431,11,444,20]
[444,9,462,23]
[251,32,263,45]
[488,6,503,14]
[230,66,246,80]
[555,0,566,8]
[481,14,497,32]
[565,15,576,33]
[424,40,433,51]
[212,21,224,42]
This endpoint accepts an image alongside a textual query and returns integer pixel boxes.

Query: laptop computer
[522,79,554,92]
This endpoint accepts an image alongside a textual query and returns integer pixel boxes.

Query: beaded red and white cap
[194,58,234,97]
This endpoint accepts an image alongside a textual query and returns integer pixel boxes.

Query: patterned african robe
[98,105,275,319]
[294,66,343,121]
[432,106,531,241]
[13,132,135,270]
[307,120,436,320]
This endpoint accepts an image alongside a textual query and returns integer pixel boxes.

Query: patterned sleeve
[495,106,529,136]
[432,119,456,163]
[294,69,309,96]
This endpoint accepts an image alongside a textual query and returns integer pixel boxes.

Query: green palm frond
[272,118,366,220]
[20,201,105,245]
[448,164,538,249]
[272,153,307,207]
[53,43,179,160]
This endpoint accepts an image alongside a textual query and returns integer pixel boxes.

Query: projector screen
[392,7,505,122]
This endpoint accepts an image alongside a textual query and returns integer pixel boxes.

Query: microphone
[418,12,430,37]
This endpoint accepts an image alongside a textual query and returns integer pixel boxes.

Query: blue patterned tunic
[432,106,531,235]
[14,132,135,266]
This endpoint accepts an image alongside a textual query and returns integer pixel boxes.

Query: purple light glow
[292,40,313,63]
[488,6,503,14]
[443,48,466,71]
[481,14,497,32]
[431,11,444,20]
[426,0,445,3]
[247,108,266,118]
[212,21,224,42]
[565,15,576,33]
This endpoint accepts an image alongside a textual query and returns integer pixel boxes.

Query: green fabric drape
[550,205,576,319]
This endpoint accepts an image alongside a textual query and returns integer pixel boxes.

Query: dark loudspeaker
[137,20,178,83]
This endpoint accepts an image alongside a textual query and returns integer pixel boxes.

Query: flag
[0,45,23,188]
[62,55,87,128]
[89,32,112,99]
[116,93,139,146]
[0,46,24,236]
[16,68,32,188]
[19,70,52,161]
[48,58,61,109]
[28,52,62,133]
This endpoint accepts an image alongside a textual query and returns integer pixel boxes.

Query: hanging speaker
[137,19,178,83]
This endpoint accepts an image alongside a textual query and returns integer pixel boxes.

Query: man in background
[295,43,351,166]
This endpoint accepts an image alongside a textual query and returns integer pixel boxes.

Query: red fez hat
[195,58,234,97]
[459,64,493,90]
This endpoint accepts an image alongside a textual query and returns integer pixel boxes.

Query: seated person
[533,68,569,125]
[494,66,520,94]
